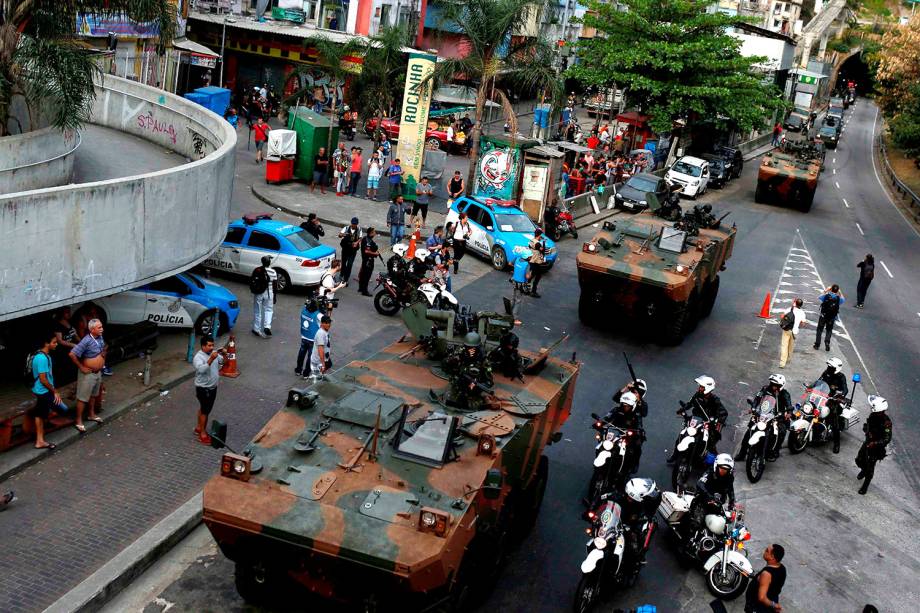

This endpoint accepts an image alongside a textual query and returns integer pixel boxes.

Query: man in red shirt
[253,117,271,163]
[586,131,600,151]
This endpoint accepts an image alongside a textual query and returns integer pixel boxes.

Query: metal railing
[877,134,920,220]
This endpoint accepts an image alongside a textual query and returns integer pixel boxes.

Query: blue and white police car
[94,272,240,336]
[203,214,336,290]
[444,197,557,270]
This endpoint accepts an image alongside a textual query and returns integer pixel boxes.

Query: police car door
[241,230,282,276]
[206,226,245,273]
[465,204,493,254]
[144,277,194,328]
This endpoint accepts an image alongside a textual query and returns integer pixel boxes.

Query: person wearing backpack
[28,330,70,450]
[778,297,806,369]
[250,255,278,338]
[814,285,845,352]
[855,254,874,308]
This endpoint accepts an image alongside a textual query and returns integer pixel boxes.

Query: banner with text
[395,52,437,182]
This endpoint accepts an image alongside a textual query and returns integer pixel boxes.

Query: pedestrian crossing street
[769,232,851,342]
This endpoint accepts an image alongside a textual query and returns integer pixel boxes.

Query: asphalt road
[101,99,920,613]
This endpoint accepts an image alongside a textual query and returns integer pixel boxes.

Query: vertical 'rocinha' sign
[395,51,437,182]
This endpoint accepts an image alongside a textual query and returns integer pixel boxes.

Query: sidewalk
[0,333,197,483]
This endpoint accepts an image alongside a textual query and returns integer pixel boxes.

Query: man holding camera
[193,337,226,445]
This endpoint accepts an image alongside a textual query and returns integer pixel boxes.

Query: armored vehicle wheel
[235,561,280,605]
[800,192,814,212]
[685,291,701,333]
[578,292,602,327]
[700,276,720,318]
[513,455,548,541]
[660,302,688,345]
[465,525,509,603]
[754,184,766,203]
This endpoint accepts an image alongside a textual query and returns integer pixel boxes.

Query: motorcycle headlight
[593,537,607,550]
[686,426,698,436]
[756,421,767,431]
[602,440,614,451]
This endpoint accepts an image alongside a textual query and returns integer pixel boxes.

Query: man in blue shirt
[386,158,404,200]
[295,296,322,377]
[69,318,106,432]
[426,225,444,250]
[814,284,845,351]
[29,331,69,449]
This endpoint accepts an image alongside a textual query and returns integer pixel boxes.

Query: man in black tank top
[745,544,786,612]
[447,171,464,201]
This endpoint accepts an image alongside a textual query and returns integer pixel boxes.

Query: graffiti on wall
[474,141,520,201]
[136,112,177,145]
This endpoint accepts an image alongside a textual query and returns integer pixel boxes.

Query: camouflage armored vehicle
[754,140,823,211]
[202,301,579,611]
[576,203,736,344]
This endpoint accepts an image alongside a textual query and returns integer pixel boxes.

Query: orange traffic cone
[219,335,240,378]
[758,293,772,318]
[406,233,417,259]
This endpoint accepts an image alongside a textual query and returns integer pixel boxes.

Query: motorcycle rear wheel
[573,572,601,613]
[373,290,400,316]
[706,563,748,600]
[789,430,808,454]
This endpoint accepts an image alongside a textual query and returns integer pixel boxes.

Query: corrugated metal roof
[172,37,219,57]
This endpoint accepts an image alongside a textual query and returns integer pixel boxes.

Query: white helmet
[414,247,430,261]
[769,373,786,388]
[625,478,658,503]
[868,395,888,413]
[826,357,843,374]
[714,453,734,472]
[695,375,715,395]
[619,391,638,408]
[391,243,408,257]
[342,104,350,111]
[635,379,648,394]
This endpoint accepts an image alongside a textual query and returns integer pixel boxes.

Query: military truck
[754,140,823,211]
[576,202,736,344]
[202,301,579,611]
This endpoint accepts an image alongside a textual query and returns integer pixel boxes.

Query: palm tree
[0,1,175,136]
[284,36,365,154]
[426,0,562,195]
[353,25,409,120]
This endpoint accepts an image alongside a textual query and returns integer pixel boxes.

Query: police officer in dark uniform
[613,379,649,418]
[357,227,379,296]
[819,357,848,453]
[736,373,793,461]
[684,454,736,535]
[603,391,645,475]
[669,375,727,461]
[609,478,662,569]
[857,396,893,495]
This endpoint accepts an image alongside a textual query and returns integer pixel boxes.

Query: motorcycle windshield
[756,395,777,416]
[807,380,831,405]
[598,502,622,536]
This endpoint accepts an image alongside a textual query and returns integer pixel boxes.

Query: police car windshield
[184,273,206,289]
[495,213,536,233]
[286,229,321,251]
[672,161,701,177]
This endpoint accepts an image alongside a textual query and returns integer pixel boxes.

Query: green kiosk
[287,107,340,181]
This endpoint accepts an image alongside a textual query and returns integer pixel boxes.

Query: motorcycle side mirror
[852,373,861,383]
[591,413,600,420]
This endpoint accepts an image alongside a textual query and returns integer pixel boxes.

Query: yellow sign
[395,52,437,181]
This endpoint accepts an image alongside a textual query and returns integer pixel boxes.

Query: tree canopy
[0,1,175,135]
[569,0,785,134]
[875,14,920,158]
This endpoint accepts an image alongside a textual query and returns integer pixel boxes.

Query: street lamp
[219,17,236,88]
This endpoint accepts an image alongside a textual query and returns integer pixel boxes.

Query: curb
[44,493,202,613]
[0,370,194,484]
[250,182,355,230]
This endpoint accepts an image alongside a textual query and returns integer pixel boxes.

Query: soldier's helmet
[464,332,482,348]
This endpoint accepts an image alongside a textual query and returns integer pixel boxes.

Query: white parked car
[666,156,710,199]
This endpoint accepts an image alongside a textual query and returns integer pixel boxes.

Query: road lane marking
[856,223,864,235]
[835,181,840,188]
[880,260,894,278]
[833,168,837,174]
[843,198,849,208]
[871,105,920,239]
[833,158,836,164]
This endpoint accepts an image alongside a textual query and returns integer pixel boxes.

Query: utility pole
[219,17,236,88]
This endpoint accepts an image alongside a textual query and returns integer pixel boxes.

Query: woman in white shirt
[452,213,472,274]
[318,260,346,315]
[366,152,383,201]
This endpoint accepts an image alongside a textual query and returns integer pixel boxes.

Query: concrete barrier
[0,127,79,194]
[0,75,237,322]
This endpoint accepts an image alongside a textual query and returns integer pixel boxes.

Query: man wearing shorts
[193,337,226,445]
[29,330,70,449]
[253,117,270,163]
[69,319,106,433]
[412,176,433,229]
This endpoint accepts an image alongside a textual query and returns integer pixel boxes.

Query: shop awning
[547,141,592,154]
[172,38,220,58]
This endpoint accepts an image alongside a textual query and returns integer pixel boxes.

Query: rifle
[623,352,647,417]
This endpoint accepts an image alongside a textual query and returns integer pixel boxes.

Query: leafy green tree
[284,36,365,153]
[0,1,175,135]
[427,0,562,194]
[570,0,785,134]
[352,25,409,121]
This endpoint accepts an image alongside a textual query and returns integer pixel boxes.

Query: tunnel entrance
[836,51,873,97]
